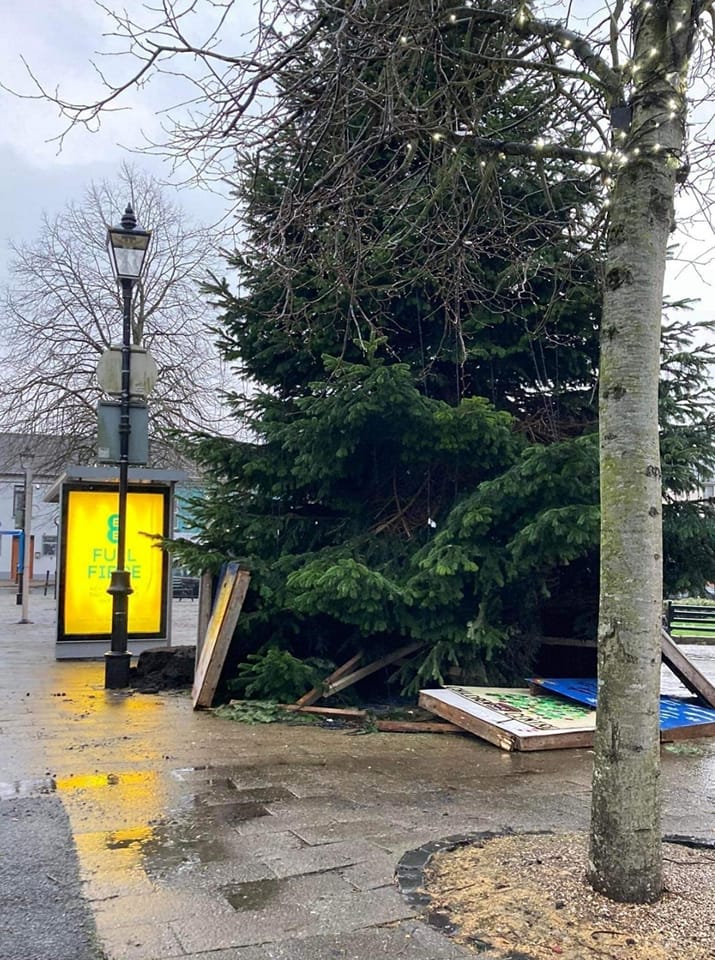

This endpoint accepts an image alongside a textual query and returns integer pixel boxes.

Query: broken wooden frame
[292,641,423,708]
[420,680,715,752]
[420,631,715,752]
[419,687,597,752]
[290,622,715,745]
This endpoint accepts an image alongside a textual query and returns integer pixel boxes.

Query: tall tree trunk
[589,0,694,903]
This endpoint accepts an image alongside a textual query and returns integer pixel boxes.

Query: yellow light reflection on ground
[74,825,155,877]
[61,771,165,893]
[105,825,154,849]
[55,770,158,792]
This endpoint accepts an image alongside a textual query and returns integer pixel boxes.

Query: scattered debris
[214,701,320,725]
[217,698,462,734]
[319,641,423,698]
[291,642,423,712]
[373,719,463,734]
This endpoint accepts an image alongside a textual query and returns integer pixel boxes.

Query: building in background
[0,433,76,584]
[0,432,201,587]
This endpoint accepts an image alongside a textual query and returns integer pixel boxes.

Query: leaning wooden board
[192,564,251,709]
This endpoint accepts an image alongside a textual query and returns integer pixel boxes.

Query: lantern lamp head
[107,205,151,281]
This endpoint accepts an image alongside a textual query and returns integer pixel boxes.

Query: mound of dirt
[131,646,196,692]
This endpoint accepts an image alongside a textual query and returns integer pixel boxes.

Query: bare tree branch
[0,163,240,462]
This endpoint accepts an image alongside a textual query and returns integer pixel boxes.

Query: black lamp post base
[105,651,132,689]
[106,569,133,689]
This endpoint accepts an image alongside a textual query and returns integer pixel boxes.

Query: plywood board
[418,687,596,752]
[420,681,715,751]
[661,627,715,709]
[530,677,715,732]
[192,565,251,709]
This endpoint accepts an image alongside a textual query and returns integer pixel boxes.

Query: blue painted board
[530,678,715,731]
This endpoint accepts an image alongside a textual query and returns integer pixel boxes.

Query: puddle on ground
[187,781,294,811]
[170,769,296,805]
[230,786,295,803]
[103,820,232,875]
[58,766,280,882]
[105,825,153,850]
[97,792,273,876]
[203,801,270,822]
[0,777,56,799]
[193,776,238,792]
[221,877,287,911]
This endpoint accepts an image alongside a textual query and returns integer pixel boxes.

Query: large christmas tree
[177,6,715,696]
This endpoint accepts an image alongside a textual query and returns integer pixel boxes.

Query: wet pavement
[1,589,714,960]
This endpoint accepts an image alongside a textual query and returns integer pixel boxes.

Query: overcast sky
[0,1,253,282]
[1,0,713,324]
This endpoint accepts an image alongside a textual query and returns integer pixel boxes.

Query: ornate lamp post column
[17,448,34,624]
[105,205,151,689]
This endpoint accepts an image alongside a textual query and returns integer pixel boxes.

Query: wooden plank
[512,729,594,751]
[661,721,715,743]
[294,651,364,708]
[195,571,214,663]
[285,705,462,733]
[280,705,366,719]
[520,722,715,749]
[193,566,251,709]
[661,626,715,709]
[418,692,518,751]
[323,642,423,697]
[540,635,597,648]
[375,719,464,734]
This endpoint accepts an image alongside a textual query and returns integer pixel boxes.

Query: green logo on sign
[107,514,119,544]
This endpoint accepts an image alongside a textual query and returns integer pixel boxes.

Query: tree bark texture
[589,0,694,904]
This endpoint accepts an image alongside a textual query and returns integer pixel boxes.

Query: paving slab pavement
[1,589,714,959]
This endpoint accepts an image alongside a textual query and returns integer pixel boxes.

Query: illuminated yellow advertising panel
[61,487,168,638]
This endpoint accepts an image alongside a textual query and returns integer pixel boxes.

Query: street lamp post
[17,449,34,624]
[105,205,151,689]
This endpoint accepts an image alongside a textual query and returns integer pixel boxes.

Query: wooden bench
[664,601,715,641]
